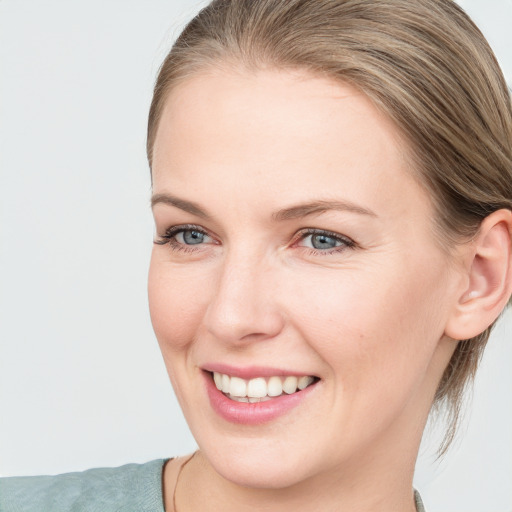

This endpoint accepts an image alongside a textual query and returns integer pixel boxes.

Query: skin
[148,68,467,512]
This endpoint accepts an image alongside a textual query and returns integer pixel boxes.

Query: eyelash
[154,224,211,253]
[293,228,356,255]
[154,224,357,255]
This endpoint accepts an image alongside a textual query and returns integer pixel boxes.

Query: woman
[1,1,511,511]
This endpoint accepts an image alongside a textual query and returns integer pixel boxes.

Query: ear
[445,209,512,341]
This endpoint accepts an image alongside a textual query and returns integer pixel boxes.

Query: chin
[214,453,309,489]
[195,432,323,489]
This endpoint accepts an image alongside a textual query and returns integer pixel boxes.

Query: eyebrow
[272,200,377,221]
[151,193,211,219]
[151,193,377,221]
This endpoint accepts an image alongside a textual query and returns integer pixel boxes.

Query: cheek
[148,255,210,353]
[291,257,452,387]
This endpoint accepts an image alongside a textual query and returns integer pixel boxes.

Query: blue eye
[154,225,214,249]
[176,229,209,245]
[297,229,355,253]
[308,233,341,250]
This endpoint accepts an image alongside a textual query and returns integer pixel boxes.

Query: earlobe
[445,209,512,341]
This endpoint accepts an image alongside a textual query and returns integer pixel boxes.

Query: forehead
[151,67,430,222]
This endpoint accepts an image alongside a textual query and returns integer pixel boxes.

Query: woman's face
[149,68,462,488]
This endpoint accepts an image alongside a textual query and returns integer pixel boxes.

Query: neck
[172,442,419,512]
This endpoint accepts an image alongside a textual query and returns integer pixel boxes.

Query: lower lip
[204,372,318,425]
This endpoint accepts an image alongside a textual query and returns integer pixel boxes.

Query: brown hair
[147,0,512,450]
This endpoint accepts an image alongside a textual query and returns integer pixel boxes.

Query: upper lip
[202,363,318,380]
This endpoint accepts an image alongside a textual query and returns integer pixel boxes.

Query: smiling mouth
[211,371,319,403]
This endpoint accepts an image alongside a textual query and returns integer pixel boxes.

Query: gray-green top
[0,459,167,512]
[0,459,426,511]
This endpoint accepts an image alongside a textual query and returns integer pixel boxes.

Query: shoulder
[0,459,168,512]
[414,489,426,512]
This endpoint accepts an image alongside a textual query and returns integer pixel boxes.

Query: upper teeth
[213,372,315,401]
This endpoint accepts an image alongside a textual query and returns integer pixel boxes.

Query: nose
[202,252,285,345]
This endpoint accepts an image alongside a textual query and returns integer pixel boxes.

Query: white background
[0,1,511,511]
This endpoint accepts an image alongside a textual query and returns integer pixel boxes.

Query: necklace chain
[173,452,197,512]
